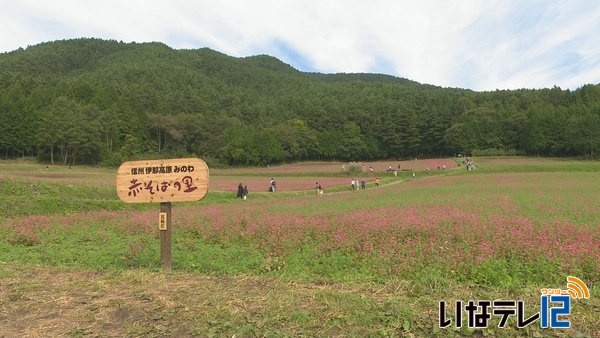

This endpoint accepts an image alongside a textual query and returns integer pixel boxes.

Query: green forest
[1,38,600,167]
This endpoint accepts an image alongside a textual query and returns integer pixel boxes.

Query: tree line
[1,38,600,167]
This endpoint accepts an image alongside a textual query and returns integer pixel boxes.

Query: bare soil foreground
[1,264,597,337]
[0,264,422,337]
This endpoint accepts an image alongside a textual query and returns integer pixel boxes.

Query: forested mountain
[1,38,600,166]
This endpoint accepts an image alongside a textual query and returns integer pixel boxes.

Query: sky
[1,0,599,92]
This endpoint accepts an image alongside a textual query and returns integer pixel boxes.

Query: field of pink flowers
[0,158,454,192]
[175,171,600,285]
[2,165,598,287]
[211,158,457,175]
[208,158,456,191]
[208,175,376,192]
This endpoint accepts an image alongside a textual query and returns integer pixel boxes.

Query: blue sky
[1,0,599,91]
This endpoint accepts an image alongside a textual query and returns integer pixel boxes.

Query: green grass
[0,157,598,337]
[473,156,600,173]
[0,178,149,216]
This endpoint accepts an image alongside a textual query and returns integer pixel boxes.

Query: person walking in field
[375,177,380,188]
[351,179,356,191]
[316,182,323,196]
[243,185,248,200]
[237,183,244,199]
[361,179,366,190]
[269,178,277,192]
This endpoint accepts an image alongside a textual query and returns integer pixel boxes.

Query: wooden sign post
[159,203,172,270]
[116,158,209,270]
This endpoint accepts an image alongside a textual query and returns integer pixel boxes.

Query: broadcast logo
[439,276,590,329]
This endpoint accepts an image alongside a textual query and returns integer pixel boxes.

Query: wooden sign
[116,158,209,203]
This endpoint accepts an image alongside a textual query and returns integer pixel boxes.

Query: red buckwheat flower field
[1,157,598,336]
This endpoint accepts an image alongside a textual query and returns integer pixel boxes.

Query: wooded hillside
[1,38,600,166]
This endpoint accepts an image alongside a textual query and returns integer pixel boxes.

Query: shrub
[346,163,362,175]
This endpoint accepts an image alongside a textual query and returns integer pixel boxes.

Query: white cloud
[1,0,599,91]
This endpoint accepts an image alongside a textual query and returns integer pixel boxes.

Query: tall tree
[146,112,183,153]
[568,107,600,159]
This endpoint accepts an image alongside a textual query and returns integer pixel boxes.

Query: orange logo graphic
[565,276,590,299]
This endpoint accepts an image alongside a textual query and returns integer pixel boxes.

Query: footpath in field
[209,158,459,193]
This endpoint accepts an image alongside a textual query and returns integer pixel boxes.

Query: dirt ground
[0,264,417,337]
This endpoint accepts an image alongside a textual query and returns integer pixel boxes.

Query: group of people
[238,159,440,199]
[350,178,366,190]
[234,177,277,200]
[349,177,380,190]
[235,178,277,200]
[236,183,249,200]
[463,158,475,170]
[315,182,323,196]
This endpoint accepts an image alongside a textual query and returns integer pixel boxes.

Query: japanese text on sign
[159,212,167,230]
[130,165,196,175]
[127,176,198,197]
[116,158,209,203]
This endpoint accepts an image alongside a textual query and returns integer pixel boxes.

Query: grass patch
[0,157,599,336]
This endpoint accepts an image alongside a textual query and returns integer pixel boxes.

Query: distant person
[375,177,380,188]
[316,182,323,196]
[270,178,276,192]
[243,186,248,200]
[351,179,356,191]
[361,179,366,190]
[237,183,244,199]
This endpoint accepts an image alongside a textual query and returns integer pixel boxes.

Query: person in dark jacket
[237,183,244,199]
